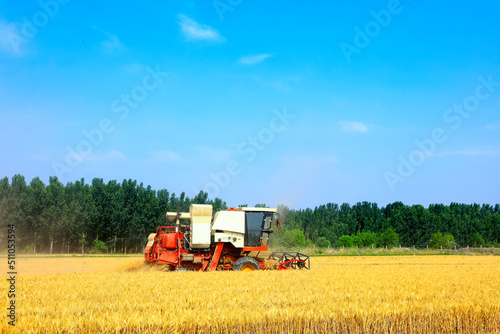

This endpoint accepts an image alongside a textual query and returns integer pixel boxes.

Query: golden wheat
[2,256,499,333]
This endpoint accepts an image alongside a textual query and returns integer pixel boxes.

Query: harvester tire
[232,257,260,271]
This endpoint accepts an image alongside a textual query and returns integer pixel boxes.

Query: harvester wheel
[232,257,260,271]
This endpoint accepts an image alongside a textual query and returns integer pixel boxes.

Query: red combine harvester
[144,204,310,271]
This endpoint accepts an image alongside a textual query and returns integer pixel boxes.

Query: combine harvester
[144,204,310,271]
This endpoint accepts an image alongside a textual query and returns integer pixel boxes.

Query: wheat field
[2,255,499,333]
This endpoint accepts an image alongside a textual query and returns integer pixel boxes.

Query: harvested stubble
[3,256,499,333]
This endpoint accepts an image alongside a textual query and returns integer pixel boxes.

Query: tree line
[0,175,226,253]
[273,202,500,248]
[1,175,499,253]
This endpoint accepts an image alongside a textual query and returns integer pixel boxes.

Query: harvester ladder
[208,242,224,272]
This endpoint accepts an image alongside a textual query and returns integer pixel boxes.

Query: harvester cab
[144,204,310,271]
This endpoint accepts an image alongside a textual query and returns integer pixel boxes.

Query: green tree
[65,178,95,253]
[157,189,171,226]
[352,231,378,247]
[42,176,67,253]
[132,184,159,252]
[192,190,208,204]
[24,177,46,253]
[90,178,112,242]
[316,236,331,248]
[91,238,107,254]
[8,175,29,239]
[209,197,227,212]
[282,229,306,247]
[352,201,382,233]
[378,228,399,248]
[336,235,353,247]
[0,177,10,224]
[470,232,485,247]
[429,231,455,249]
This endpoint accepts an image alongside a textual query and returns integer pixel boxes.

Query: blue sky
[1,0,499,209]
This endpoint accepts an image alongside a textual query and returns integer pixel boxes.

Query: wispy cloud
[178,14,224,42]
[32,153,51,161]
[91,25,126,53]
[82,150,125,161]
[338,121,370,133]
[434,150,499,157]
[239,54,272,65]
[124,63,143,74]
[194,146,231,164]
[150,150,182,162]
[102,32,125,53]
[0,19,25,56]
[486,124,500,130]
[252,76,290,93]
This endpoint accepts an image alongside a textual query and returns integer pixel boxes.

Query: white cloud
[486,124,500,130]
[91,25,126,53]
[252,76,290,93]
[150,150,182,162]
[102,33,125,53]
[124,63,143,74]
[178,15,224,42]
[194,146,231,163]
[83,150,125,161]
[434,150,498,157]
[0,19,26,56]
[32,153,51,161]
[239,54,272,65]
[338,121,370,133]
[105,150,125,159]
